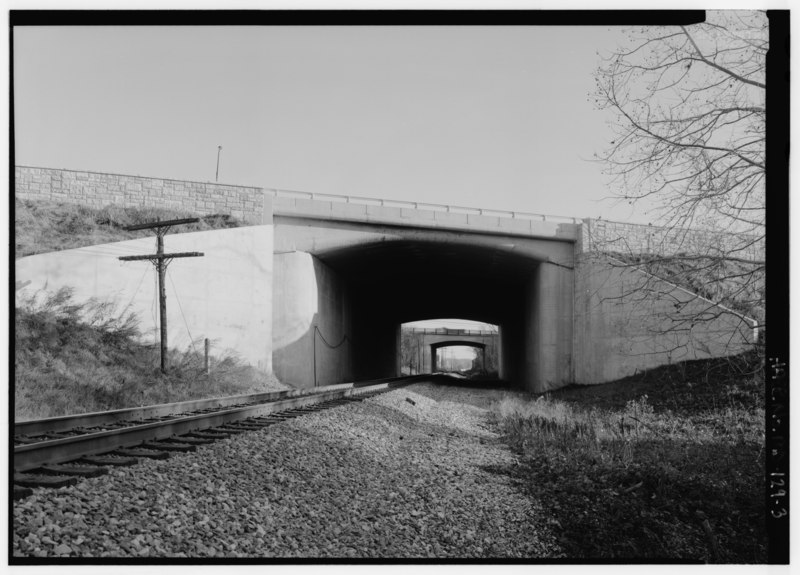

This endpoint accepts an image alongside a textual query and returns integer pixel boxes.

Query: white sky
[10,12,773,334]
[437,345,479,362]
[12,23,658,223]
[405,318,496,330]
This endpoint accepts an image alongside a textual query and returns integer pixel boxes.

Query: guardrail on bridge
[266,189,579,225]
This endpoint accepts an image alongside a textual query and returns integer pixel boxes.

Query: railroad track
[13,375,425,500]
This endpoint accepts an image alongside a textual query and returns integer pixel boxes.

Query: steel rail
[14,378,408,437]
[14,377,420,472]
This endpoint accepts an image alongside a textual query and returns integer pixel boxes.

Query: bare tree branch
[680,26,767,90]
[591,11,766,356]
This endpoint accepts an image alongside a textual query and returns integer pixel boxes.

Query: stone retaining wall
[15,166,266,224]
[16,166,762,260]
[579,217,764,261]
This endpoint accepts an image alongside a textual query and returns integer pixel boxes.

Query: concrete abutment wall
[524,262,574,392]
[272,252,353,388]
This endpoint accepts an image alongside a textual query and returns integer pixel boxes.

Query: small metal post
[216,146,222,182]
[205,338,210,375]
[312,324,317,387]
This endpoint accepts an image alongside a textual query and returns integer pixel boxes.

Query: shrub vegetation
[15,287,284,421]
[490,354,765,562]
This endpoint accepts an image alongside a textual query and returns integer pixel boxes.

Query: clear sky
[13,24,653,223]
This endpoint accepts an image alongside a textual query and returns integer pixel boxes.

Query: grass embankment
[15,288,285,421]
[490,355,765,562]
[15,199,241,259]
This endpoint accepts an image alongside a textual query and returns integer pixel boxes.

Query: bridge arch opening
[432,344,484,374]
[273,232,574,391]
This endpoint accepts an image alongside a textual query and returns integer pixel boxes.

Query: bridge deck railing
[267,189,579,224]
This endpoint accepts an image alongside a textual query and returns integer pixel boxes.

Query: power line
[167,269,200,360]
[121,266,150,314]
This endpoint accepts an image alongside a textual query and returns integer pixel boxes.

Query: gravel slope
[13,382,562,559]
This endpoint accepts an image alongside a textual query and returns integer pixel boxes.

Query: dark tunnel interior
[315,240,543,386]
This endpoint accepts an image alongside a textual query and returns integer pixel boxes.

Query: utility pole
[216,146,222,182]
[119,218,204,373]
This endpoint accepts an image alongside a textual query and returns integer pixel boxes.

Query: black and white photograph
[8,6,788,565]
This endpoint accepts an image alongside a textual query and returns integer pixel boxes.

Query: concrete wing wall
[15,226,274,370]
[573,254,756,384]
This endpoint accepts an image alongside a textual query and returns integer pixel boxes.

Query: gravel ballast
[13,382,563,559]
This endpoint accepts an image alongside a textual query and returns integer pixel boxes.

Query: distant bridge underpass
[401,328,497,374]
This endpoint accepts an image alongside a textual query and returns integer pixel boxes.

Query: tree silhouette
[592,11,766,351]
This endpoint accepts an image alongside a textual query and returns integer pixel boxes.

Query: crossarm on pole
[119,252,204,261]
[123,218,200,232]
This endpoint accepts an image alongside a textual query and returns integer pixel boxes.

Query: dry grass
[15,199,242,259]
[489,356,765,562]
[15,287,285,421]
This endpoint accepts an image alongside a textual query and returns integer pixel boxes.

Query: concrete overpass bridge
[15,167,757,393]
[267,190,754,391]
[270,191,577,391]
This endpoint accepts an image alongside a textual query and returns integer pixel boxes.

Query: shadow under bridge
[272,235,575,393]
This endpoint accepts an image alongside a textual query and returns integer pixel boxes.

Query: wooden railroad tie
[112,448,171,460]
[79,455,139,467]
[36,464,108,478]
[139,441,197,453]
[14,472,79,489]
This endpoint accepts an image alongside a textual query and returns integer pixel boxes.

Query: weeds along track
[14,376,425,500]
